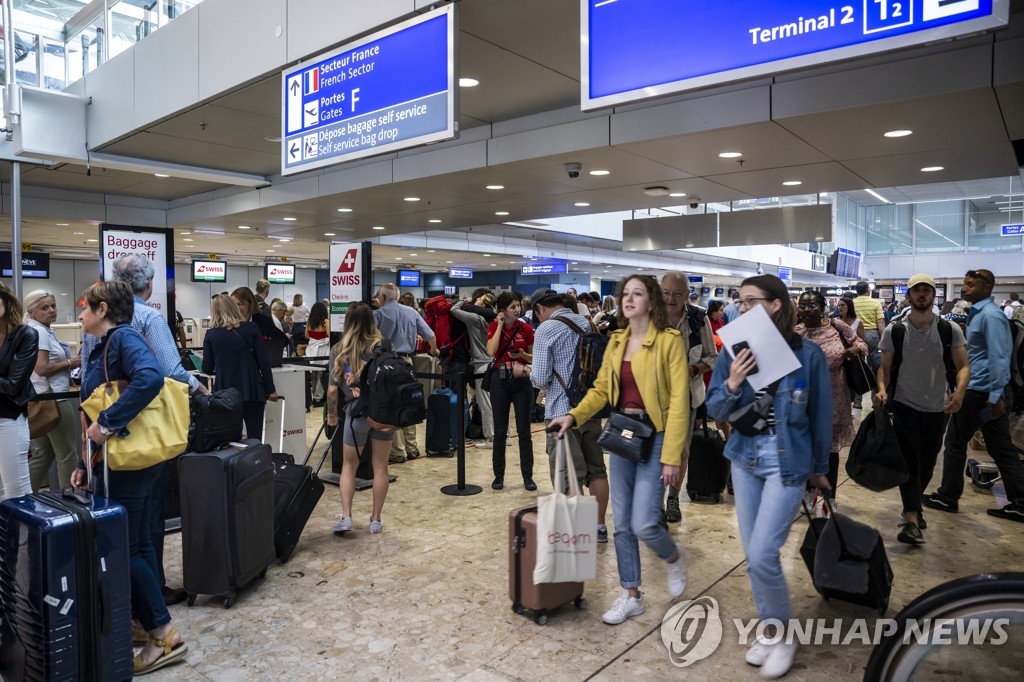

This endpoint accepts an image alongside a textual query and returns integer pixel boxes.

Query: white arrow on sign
[286,75,302,134]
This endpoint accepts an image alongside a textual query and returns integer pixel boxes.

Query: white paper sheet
[716,304,801,391]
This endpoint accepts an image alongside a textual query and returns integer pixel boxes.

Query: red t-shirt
[486,320,534,365]
[618,361,646,411]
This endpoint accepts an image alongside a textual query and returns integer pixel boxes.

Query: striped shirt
[530,309,591,419]
[853,295,884,332]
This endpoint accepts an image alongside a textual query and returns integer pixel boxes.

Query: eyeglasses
[738,297,772,310]
[797,301,822,310]
[662,291,687,299]
[965,270,995,286]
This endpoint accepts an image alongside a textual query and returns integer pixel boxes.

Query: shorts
[342,411,395,448]
[546,418,607,490]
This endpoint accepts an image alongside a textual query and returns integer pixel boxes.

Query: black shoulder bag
[596,343,657,463]
[831,320,875,395]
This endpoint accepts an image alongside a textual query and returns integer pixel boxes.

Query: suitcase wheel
[279,547,295,564]
[258,567,268,580]
[713,494,721,504]
[224,593,236,609]
[534,612,548,626]
[512,604,525,615]
[574,597,587,610]
[688,491,697,501]
[187,594,197,607]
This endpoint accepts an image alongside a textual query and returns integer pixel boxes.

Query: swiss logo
[338,249,358,273]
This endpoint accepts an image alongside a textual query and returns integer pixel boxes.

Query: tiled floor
[149,406,1024,681]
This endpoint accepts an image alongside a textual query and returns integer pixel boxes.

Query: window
[913,201,965,254]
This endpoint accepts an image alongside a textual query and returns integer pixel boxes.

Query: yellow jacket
[569,324,691,466]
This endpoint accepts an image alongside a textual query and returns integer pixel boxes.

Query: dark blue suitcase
[426,388,459,457]
[0,490,133,681]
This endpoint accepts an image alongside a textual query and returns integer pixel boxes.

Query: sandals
[131,623,147,645]
[133,626,189,676]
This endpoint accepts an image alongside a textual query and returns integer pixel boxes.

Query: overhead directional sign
[281,5,457,175]
[1001,223,1024,236]
[778,266,793,282]
[522,262,568,275]
[449,267,473,279]
[583,0,1008,109]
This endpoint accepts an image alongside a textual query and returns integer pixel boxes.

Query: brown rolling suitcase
[508,505,586,625]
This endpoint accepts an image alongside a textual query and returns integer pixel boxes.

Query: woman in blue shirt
[71,280,188,676]
[706,275,832,680]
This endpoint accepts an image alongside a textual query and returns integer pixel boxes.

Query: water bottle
[792,381,808,405]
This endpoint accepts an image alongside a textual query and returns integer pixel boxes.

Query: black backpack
[685,303,707,353]
[846,407,908,492]
[552,315,610,417]
[352,340,426,431]
[889,318,957,398]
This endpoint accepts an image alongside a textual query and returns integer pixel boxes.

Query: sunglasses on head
[965,270,995,286]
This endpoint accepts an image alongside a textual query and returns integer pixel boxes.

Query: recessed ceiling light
[783,180,803,186]
[428,219,442,224]
[154,173,170,178]
[921,166,944,172]
[446,261,453,264]
[495,211,510,216]
[337,208,353,213]
[283,217,297,221]
[719,152,743,158]
[56,223,69,226]
[324,232,336,236]
[491,263,497,266]
[73,231,84,235]
[589,170,610,176]
[508,261,516,264]
[238,225,251,229]
[668,192,687,198]
[575,202,591,207]
[409,253,418,257]
[183,238,194,242]
[186,245,194,248]
[884,130,913,138]
[404,197,420,202]
[181,231,191,235]
[483,253,491,257]
[372,226,386,231]
[395,257,402,260]
[87,239,98,243]
[459,77,479,87]
[266,249,275,252]
[278,238,291,242]
[428,250,436,253]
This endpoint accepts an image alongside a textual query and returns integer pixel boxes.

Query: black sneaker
[524,479,537,491]
[902,511,927,530]
[491,477,504,490]
[665,496,682,523]
[406,450,422,460]
[987,504,1024,523]
[897,523,925,545]
[921,492,958,513]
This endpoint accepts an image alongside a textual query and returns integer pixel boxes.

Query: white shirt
[291,303,310,323]
[27,319,71,393]
[1004,300,1021,320]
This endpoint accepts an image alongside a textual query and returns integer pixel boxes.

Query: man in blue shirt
[923,269,1024,522]
[722,290,742,324]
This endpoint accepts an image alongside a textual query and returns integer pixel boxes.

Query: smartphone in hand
[731,341,759,375]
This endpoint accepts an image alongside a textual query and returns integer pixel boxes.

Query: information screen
[584,0,1008,109]
[831,247,862,279]
[265,263,296,284]
[191,260,227,283]
[1,252,49,278]
[398,270,421,287]
[449,267,473,279]
[282,5,456,174]
[522,262,568,275]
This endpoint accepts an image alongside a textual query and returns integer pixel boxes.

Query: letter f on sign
[351,88,360,112]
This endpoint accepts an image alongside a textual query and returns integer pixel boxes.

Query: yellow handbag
[80,328,190,471]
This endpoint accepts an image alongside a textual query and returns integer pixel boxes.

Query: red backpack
[421,296,468,362]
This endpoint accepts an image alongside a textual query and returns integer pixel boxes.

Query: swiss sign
[338,249,358,273]
[330,242,366,330]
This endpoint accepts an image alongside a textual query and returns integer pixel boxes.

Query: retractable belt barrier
[30,391,80,402]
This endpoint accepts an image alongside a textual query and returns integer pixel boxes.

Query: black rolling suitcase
[0,486,133,681]
[685,417,730,503]
[426,388,458,457]
[800,498,894,615]
[272,422,330,563]
[179,439,276,608]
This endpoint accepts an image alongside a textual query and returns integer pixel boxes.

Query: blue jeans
[608,432,677,589]
[98,462,171,632]
[730,435,807,624]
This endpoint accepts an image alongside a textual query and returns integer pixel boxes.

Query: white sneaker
[760,641,797,680]
[332,516,352,533]
[745,635,772,666]
[601,590,645,625]
[368,517,383,534]
[665,544,688,598]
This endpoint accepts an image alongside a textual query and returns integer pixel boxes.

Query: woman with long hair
[485,292,536,491]
[328,302,394,534]
[23,289,80,491]
[707,299,727,334]
[71,281,188,675]
[795,290,867,494]
[0,283,38,500]
[549,275,690,626]
[837,296,865,343]
[203,295,279,441]
[706,275,832,679]
[291,293,310,341]
[231,286,287,343]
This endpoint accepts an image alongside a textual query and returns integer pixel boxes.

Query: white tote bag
[533,435,599,584]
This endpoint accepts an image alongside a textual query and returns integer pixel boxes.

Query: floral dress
[796,320,868,452]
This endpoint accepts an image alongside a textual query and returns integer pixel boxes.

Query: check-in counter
[262,364,326,455]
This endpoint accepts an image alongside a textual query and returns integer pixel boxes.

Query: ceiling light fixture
[864,188,891,204]
[719,152,743,158]
[283,217,298,221]
[87,239,98,243]
[404,197,420,202]
[495,211,510,216]
[486,184,504,190]
[643,186,670,197]
[372,226,386,231]
[574,202,590,207]
[668,192,687,198]
[266,249,275,252]
[446,261,453,264]
[337,208,353,213]
[194,228,225,235]
[428,250,436,253]
[783,180,803,186]
[395,257,402,260]
[459,77,479,87]
[428,219,442,223]
[324,232,336,236]
[491,263,497,266]
[589,170,610,176]
[483,253,491,257]
[921,166,944,172]
[73,231,84,235]
[183,238,194,242]
[883,130,913,138]
[154,173,170,178]
[409,253,418,257]
[56,223,69,226]
[238,225,252,229]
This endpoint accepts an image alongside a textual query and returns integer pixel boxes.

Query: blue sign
[833,247,862,279]
[449,268,473,279]
[895,285,908,295]
[778,266,792,282]
[282,6,456,174]
[687,276,703,283]
[522,262,568,275]
[398,270,421,287]
[584,0,1007,109]
[1001,223,1024,236]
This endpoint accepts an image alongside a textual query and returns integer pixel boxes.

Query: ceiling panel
[776,89,1011,161]
[143,103,279,154]
[212,78,282,120]
[460,0,580,80]
[100,131,280,176]
[620,122,831,176]
[844,143,1022,189]
[995,82,1024,139]
[708,162,870,198]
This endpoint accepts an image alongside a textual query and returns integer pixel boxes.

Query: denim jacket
[705,339,831,486]
[82,325,165,436]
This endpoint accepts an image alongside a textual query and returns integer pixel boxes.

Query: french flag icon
[304,68,319,95]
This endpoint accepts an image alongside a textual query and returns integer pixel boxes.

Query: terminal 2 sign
[583,0,1008,109]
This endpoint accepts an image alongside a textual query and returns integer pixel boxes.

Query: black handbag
[481,322,520,392]
[832,321,875,395]
[597,410,655,463]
